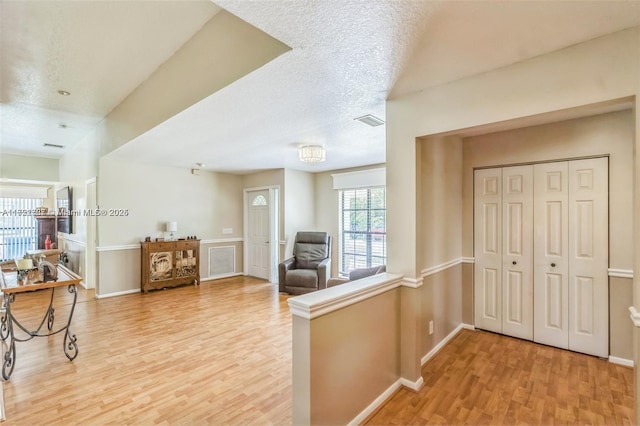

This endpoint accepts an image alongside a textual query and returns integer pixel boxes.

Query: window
[0,198,42,261]
[338,187,386,274]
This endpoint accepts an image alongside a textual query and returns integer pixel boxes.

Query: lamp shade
[166,221,178,233]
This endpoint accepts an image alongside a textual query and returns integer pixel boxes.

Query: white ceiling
[2,0,640,174]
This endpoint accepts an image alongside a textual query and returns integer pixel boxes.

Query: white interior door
[567,157,608,357]
[533,162,570,350]
[248,190,270,280]
[475,159,609,357]
[474,168,503,333]
[502,166,533,340]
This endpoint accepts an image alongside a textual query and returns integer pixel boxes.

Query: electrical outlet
[429,320,434,335]
[222,228,233,235]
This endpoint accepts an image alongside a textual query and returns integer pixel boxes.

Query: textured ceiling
[0,0,220,158]
[2,0,640,174]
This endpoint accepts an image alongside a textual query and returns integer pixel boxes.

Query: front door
[247,190,270,280]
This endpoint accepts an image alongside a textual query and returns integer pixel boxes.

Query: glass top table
[0,264,82,380]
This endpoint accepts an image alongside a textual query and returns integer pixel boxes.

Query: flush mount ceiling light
[57,90,71,96]
[299,145,326,164]
[354,114,384,127]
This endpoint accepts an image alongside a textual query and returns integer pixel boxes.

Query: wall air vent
[354,114,385,127]
[43,143,65,149]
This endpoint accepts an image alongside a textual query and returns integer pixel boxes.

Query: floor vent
[208,246,236,278]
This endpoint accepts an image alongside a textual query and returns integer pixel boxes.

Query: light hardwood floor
[1,276,292,424]
[1,277,635,425]
[366,328,635,425]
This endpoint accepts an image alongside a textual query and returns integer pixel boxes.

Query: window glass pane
[338,187,386,275]
[0,198,42,261]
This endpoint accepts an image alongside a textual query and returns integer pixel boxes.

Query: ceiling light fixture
[57,90,71,96]
[354,114,384,127]
[299,145,326,164]
[195,162,205,168]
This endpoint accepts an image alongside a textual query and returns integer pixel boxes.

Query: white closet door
[533,162,569,349]
[474,168,503,333]
[502,166,534,340]
[568,158,608,357]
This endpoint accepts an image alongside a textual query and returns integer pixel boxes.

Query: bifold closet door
[533,162,570,350]
[567,158,608,358]
[501,166,533,340]
[474,168,503,333]
[474,166,533,338]
[533,158,608,357]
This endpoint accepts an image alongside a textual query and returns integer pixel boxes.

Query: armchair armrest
[317,258,331,290]
[278,257,296,292]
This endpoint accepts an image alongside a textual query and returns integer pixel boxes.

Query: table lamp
[166,221,178,240]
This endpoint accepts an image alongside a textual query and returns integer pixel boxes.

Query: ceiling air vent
[43,143,65,149]
[354,114,385,127]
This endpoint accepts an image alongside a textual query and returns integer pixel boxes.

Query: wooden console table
[0,264,82,380]
[140,239,200,293]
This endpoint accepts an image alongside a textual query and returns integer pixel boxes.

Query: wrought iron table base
[0,284,78,380]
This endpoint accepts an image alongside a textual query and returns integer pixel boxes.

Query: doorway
[473,157,609,357]
[244,187,279,283]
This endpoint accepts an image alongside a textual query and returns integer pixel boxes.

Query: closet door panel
[502,166,533,340]
[474,168,503,333]
[568,157,608,357]
[534,162,569,349]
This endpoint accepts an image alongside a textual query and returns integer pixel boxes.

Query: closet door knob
[512,261,517,265]
[551,263,556,267]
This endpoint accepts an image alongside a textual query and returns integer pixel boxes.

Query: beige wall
[283,169,315,258]
[99,158,243,245]
[96,157,244,295]
[421,265,463,356]
[0,154,59,182]
[418,136,462,269]
[301,288,400,425]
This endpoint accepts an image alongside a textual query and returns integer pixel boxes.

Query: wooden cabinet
[35,216,57,249]
[140,239,200,293]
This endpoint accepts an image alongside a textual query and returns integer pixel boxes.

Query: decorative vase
[45,234,51,250]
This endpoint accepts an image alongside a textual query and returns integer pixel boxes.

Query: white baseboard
[609,356,634,367]
[347,375,424,426]
[201,272,243,282]
[399,376,424,391]
[95,288,140,299]
[421,322,474,366]
[347,379,402,426]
